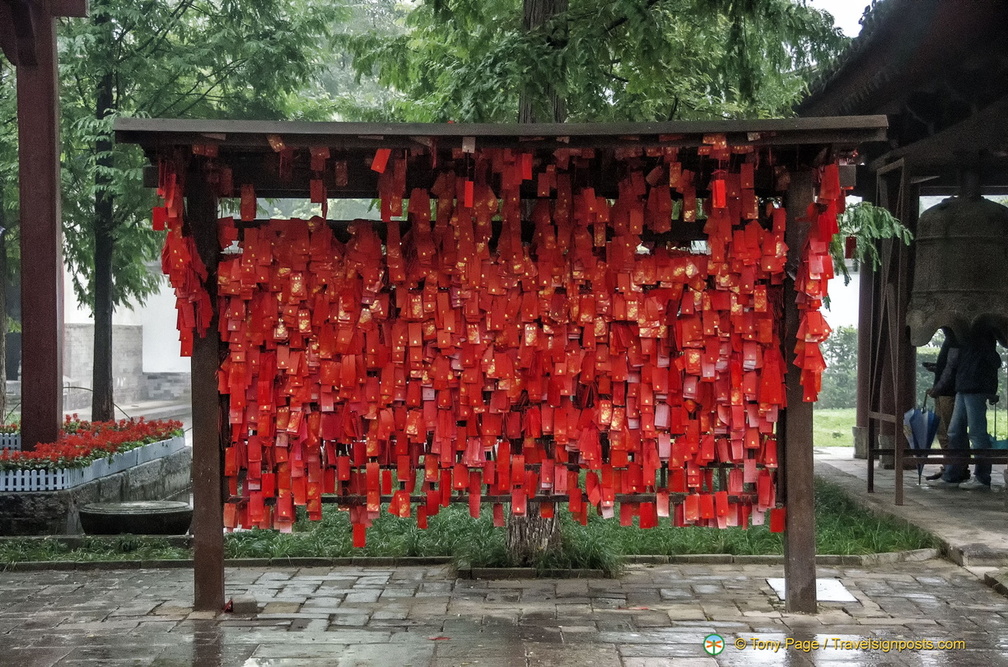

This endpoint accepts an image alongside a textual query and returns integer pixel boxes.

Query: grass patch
[0,536,188,563]
[0,479,934,571]
[813,407,856,448]
[813,405,1008,446]
[813,479,935,554]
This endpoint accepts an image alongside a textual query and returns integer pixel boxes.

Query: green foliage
[832,201,914,286]
[0,63,19,276]
[819,325,943,409]
[343,0,848,122]
[818,325,858,409]
[53,0,344,314]
[323,0,411,121]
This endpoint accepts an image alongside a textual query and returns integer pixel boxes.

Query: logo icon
[703,633,725,656]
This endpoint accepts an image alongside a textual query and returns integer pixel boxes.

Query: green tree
[818,325,858,409]
[344,0,846,564]
[818,327,950,410]
[56,0,343,420]
[345,0,846,123]
[0,61,18,421]
[322,0,410,121]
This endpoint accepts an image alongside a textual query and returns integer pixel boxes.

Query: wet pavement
[2,442,1008,665]
[2,559,1008,666]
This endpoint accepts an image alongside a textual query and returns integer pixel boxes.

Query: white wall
[62,270,188,374]
[138,279,190,373]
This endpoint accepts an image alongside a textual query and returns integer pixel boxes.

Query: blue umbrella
[904,403,940,484]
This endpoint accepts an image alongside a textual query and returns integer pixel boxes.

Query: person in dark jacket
[925,328,959,480]
[932,322,1002,489]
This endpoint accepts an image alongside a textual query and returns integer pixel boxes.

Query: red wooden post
[13,6,64,450]
[1,1,88,450]
[783,168,817,613]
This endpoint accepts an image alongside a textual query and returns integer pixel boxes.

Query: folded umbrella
[904,402,939,484]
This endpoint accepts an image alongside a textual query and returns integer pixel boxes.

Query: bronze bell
[907,194,1008,346]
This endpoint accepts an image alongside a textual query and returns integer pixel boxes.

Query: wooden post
[875,162,917,505]
[865,253,881,492]
[893,179,918,506]
[855,261,874,447]
[187,171,225,612]
[16,8,63,450]
[782,168,816,614]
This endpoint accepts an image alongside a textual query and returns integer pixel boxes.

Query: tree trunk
[518,0,568,124]
[91,67,115,422]
[506,0,569,565]
[0,186,7,422]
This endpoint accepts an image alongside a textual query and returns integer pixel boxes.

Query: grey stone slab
[343,590,381,604]
[336,642,435,666]
[248,643,351,658]
[0,647,73,667]
[327,614,371,627]
[387,627,446,641]
[432,656,526,667]
[524,642,621,666]
[55,645,171,664]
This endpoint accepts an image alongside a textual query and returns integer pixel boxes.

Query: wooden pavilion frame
[799,0,1008,504]
[116,115,887,615]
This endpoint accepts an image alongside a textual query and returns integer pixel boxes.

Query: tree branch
[604,0,662,35]
[146,58,248,118]
[119,0,197,65]
[666,96,679,120]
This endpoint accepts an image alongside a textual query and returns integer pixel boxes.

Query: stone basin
[79,500,193,535]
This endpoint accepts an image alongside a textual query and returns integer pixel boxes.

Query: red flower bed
[0,416,184,471]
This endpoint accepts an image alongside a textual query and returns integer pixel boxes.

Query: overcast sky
[808,0,868,37]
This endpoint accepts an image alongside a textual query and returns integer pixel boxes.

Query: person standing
[925,328,959,481]
[932,322,1002,490]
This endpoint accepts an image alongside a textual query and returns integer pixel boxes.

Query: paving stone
[0,646,72,667]
[338,642,436,666]
[665,606,708,621]
[184,611,218,621]
[623,658,719,667]
[4,553,1008,665]
[262,601,301,614]
[327,613,370,627]
[524,641,620,665]
[343,589,382,604]
[632,611,676,627]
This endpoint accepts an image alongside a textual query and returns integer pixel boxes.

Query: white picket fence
[0,433,19,452]
[0,435,186,492]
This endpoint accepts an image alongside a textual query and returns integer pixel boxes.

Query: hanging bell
[907,194,1008,345]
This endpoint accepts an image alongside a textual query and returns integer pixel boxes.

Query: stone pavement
[62,399,192,424]
[2,559,1008,666]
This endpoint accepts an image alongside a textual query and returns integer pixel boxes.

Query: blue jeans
[942,393,993,485]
